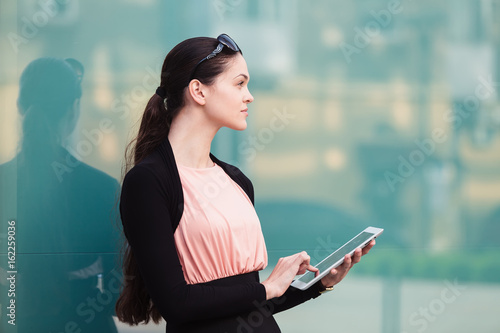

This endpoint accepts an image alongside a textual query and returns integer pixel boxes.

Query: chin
[228,121,247,131]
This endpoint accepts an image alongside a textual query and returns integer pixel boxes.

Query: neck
[167,105,219,168]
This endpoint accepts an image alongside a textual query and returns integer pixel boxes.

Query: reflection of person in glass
[0,57,120,332]
[115,34,375,332]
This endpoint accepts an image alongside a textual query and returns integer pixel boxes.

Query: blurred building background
[1,0,499,332]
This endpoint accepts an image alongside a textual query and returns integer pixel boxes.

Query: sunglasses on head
[189,33,241,80]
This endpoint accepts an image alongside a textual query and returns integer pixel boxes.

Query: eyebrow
[234,74,249,80]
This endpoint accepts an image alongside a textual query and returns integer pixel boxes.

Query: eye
[237,80,245,87]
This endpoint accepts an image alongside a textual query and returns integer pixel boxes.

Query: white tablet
[290,226,383,290]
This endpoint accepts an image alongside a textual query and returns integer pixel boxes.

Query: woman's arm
[120,165,267,324]
[262,241,376,315]
[259,280,325,315]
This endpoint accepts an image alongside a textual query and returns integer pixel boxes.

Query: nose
[244,87,254,104]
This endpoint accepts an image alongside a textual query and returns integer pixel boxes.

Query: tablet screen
[297,231,374,284]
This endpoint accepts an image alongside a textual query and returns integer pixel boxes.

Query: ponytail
[114,243,162,324]
[115,93,170,325]
[134,95,168,160]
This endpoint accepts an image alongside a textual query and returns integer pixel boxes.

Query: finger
[362,240,376,255]
[298,263,318,275]
[352,248,362,264]
[308,265,319,273]
[306,265,319,277]
[343,253,352,268]
[295,251,311,267]
[335,257,349,274]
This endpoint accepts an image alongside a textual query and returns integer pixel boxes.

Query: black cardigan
[119,137,324,330]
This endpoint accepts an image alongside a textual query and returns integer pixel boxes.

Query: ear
[187,79,207,106]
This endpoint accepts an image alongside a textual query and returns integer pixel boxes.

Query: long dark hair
[115,36,242,325]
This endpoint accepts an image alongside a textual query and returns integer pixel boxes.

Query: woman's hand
[319,239,376,289]
[261,251,319,300]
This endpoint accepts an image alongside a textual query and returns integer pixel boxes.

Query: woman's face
[204,53,254,131]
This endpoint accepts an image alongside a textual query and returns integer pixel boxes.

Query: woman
[115,34,375,333]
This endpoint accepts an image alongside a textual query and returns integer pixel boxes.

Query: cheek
[222,86,237,100]
[219,88,239,108]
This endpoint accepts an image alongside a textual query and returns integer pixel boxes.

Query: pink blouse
[173,163,268,284]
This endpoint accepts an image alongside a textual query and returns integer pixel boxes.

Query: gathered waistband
[197,270,260,287]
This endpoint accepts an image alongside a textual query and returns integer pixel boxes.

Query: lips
[241,108,248,112]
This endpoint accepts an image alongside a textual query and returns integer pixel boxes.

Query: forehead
[219,53,249,80]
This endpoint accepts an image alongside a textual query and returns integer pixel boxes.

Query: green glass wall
[1,0,499,332]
